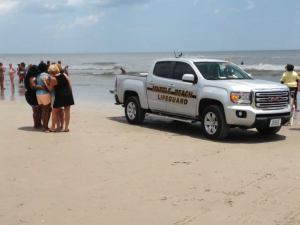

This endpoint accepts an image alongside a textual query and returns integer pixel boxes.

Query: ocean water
[0,50,299,104]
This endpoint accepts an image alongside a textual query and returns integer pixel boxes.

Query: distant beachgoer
[281,64,299,111]
[8,64,17,88]
[297,74,300,113]
[36,62,52,132]
[241,61,244,65]
[0,62,6,89]
[121,68,126,74]
[24,65,45,128]
[225,59,230,62]
[57,60,63,72]
[64,65,69,76]
[42,64,74,132]
[19,62,26,84]
[17,64,20,79]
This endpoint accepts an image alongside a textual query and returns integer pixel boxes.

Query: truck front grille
[255,91,289,109]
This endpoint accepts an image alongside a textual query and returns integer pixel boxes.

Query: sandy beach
[1,100,300,225]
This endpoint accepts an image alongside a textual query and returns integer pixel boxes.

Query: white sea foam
[240,63,300,71]
[70,65,116,70]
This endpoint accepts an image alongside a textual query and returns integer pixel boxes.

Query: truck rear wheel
[256,126,281,135]
[201,105,230,140]
[125,96,145,125]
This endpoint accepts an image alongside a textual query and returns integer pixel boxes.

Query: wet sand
[0,100,300,225]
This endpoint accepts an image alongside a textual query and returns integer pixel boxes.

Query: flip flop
[64,129,69,132]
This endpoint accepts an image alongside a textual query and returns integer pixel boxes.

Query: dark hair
[37,62,48,73]
[285,64,294,71]
[25,65,38,90]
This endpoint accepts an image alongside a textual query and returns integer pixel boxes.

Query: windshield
[194,62,251,80]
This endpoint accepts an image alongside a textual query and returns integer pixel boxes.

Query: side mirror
[248,73,253,78]
[182,74,196,84]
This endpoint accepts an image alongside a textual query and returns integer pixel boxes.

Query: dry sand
[0,100,300,225]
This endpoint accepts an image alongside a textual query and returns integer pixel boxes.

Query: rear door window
[172,62,196,80]
[153,61,172,78]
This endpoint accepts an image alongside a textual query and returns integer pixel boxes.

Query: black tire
[256,126,281,135]
[125,96,145,125]
[201,105,230,140]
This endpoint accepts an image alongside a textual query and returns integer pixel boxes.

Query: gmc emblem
[269,97,280,102]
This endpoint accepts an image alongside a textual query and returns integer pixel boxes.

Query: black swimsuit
[53,73,74,108]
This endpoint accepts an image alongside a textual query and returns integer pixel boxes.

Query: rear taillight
[115,78,117,91]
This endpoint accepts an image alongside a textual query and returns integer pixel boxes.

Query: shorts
[289,87,297,100]
[37,93,51,106]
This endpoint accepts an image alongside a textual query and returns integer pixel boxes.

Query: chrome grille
[255,91,289,109]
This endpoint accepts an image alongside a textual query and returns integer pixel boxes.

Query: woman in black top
[24,65,45,128]
[42,64,74,132]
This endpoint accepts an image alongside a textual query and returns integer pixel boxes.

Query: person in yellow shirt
[281,64,299,111]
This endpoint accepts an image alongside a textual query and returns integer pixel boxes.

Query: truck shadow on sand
[108,116,286,144]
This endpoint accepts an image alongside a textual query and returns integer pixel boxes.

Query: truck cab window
[172,62,196,80]
[153,61,172,78]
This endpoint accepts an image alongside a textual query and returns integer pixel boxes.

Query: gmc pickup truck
[112,58,291,140]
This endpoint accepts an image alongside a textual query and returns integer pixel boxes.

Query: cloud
[246,0,255,9]
[66,0,85,7]
[5,0,152,15]
[42,13,105,33]
[0,1,19,15]
[134,3,149,10]
[229,7,241,12]
[214,9,219,14]
[16,0,74,15]
[66,0,151,7]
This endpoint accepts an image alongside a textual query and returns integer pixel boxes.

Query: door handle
[149,81,155,84]
[169,84,175,87]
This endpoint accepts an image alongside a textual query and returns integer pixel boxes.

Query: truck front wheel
[256,126,281,135]
[125,96,145,125]
[201,105,230,140]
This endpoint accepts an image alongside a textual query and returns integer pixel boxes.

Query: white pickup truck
[112,58,291,140]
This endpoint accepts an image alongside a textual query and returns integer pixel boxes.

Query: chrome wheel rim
[204,112,218,135]
[127,102,136,120]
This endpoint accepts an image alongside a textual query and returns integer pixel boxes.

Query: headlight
[230,92,252,104]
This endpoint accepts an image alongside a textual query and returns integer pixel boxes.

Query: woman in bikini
[0,62,6,89]
[8,64,17,89]
[36,62,52,132]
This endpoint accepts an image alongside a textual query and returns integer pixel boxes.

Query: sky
[0,0,299,54]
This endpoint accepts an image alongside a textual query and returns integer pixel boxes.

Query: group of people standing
[0,62,31,89]
[25,61,74,133]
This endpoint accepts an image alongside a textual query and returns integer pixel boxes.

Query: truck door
[146,61,173,112]
[166,62,198,116]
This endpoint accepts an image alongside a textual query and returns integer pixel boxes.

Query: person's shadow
[10,88,15,101]
[18,127,43,132]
